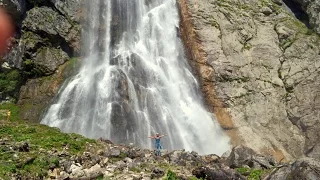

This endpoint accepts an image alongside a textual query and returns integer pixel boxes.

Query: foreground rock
[178,0,320,161]
[266,157,320,180]
[0,118,319,179]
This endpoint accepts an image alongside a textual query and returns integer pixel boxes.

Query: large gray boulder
[22,6,80,53]
[33,47,69,75]
[226,145,276,169]
[50,0,82,22]
[266,158,320,180]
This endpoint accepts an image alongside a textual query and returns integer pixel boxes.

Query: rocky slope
[177,0,320,161]
[1,118,320,179]
[0,0,81,122]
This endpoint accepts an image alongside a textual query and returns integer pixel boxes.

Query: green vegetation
[164,170,178,180]
[0,114,97,178]
[236,167,265,180]
[0,103,21,121]
[189,177,203,180]
[109,152,128,162]
[23,59,49,77]
[0,70,21,98]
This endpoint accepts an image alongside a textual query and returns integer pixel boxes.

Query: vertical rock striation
[178,0,320,161]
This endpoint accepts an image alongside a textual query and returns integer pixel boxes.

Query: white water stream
[41,0,230,155]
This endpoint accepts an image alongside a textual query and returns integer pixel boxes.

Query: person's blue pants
[155,143,162,156]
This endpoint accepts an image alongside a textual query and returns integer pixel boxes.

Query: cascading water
[41,0,230,155]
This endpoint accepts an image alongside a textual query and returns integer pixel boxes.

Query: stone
[49,168,60,179]
[102,157,109,166]
[33,47,69,75]
[58,171,69,179]
[266,158,320,180]
[22,6,80,53]
[17,142,29,152]
[50,0,81,22]
[70,163,85,178]
[226,145,276,169]
[151,167,164,178]
[261,7,273,16]
[226,145,256,168]
[192,166,245,180]
[83,164,104,178]
[97,149,104,156]
[124,157,133,163]
[110,149,121,157]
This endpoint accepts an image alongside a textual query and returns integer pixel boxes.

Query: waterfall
[41,0,230,155]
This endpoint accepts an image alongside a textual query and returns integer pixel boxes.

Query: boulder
[151,167,165,179]
[50,0,81,22]
[192,166,245,180]
[110,149,121,157]
[266,158,320,180]
[32,47,69,75]
[22,6,80,53]
[226,146,276,169]
[83,164,104,178]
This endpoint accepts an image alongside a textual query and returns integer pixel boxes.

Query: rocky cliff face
[0,0,81,122]
[178,0,320,161]
[293,0,320,34]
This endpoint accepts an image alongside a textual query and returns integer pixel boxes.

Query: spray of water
[41,0,230,155]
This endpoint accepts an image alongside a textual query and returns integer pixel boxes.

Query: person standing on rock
[148,133,167,156]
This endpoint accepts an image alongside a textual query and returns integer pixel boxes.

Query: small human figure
[7,110,11,121]
[148,133,167,156]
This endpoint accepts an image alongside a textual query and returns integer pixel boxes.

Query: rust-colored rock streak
[177,0,242,146]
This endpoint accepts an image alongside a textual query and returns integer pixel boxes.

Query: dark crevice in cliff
[36,31,74,57]
[282,0,310,28]
[25,1,54,11]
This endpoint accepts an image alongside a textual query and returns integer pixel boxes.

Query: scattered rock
[261,7,273,15]
[266,158,320,180]
[110,149,121,157]
[192,166,245,180]
[226,145,276,169]
[17,142,29,152]
[83,164,104,178]
[151,167,165,178]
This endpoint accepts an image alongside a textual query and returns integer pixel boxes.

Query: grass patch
[164,170,178,180]
[0,118,97,178]
[0,103,21,122]
[237,167,265,180]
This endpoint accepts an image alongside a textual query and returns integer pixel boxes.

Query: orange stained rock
[177,0,242,146]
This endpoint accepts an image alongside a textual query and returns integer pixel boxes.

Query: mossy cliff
[0,0,81,122]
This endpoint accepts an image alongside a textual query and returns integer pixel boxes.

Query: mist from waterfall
[41,0,230,155]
